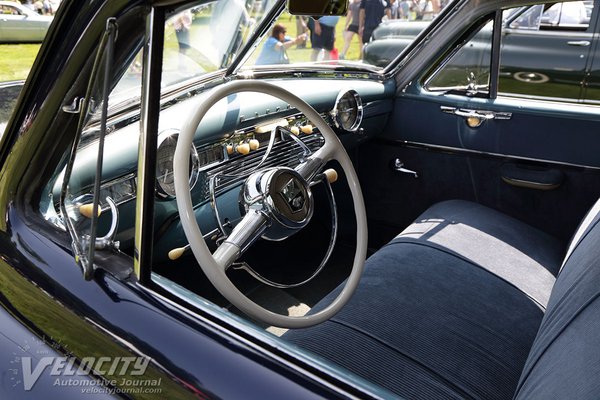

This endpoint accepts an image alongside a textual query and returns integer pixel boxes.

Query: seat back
[514,199,600,399]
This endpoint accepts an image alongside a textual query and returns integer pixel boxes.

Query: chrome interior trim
[234,173,339,289]
[397,140,600,170]
[156,129,200,199]
[331,89,364,132]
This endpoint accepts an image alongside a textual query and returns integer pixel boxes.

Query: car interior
[37,0,600,398]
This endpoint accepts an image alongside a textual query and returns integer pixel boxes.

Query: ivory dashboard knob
[290,126,300,136]
[324,168,338,183]
[249,139,260,150]
[168,247,185,261]
[226,144,234,155]
[79,204,101,218]
[168,244,190,260]
[237,143,250,155]
[301,124,313,134]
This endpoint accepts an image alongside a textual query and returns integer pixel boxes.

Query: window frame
[421,12,499,99]
[420,1,600,104]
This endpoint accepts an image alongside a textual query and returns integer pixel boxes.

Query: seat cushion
[396,200,564,308]
[285,200,565,400]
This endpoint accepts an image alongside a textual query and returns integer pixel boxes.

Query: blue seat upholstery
[285,199,600,400]
[514,200,600,399]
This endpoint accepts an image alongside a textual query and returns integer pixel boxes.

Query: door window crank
[392,159,419,178]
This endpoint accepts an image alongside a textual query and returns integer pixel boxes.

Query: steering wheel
[174,80,367,328]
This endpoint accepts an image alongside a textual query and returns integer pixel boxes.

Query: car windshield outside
[2,0,452,132]
[108,0,453,112]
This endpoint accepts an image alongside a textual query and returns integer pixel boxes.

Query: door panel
[385,94,600,167]
[361,1,600,248]
[358,140,600,248]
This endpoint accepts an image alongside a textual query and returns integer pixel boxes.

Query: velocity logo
[20,356,150,391]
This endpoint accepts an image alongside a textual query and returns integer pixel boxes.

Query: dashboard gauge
[156,129,199,199]
[331,89,363,132]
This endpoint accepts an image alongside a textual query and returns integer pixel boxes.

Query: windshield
[242,0,454,71]
[109,0,278,109]
[109,0,455,111]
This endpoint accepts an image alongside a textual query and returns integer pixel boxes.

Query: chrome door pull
[392,159,418,178]
[441,106,512,127]
[567,40,590,47]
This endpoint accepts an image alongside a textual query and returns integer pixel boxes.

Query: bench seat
[285,200,575,399]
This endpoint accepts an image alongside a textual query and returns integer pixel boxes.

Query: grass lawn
[0,13,363,83]
[0,44,41,81]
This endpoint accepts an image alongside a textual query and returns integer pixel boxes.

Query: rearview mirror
[287,0,348,16]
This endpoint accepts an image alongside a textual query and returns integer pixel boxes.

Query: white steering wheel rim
[174,80,367,328]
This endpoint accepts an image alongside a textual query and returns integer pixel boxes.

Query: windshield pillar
[134,6,165,283]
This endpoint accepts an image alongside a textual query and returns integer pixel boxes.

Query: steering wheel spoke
[213,210,269,270]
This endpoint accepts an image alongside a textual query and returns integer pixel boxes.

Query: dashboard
[51,78,395,263]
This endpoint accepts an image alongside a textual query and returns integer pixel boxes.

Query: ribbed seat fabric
[285,200,566,400]
[514,200,600,399]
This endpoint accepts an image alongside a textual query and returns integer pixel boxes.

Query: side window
[540,2,591,29]
[424,20,493,96]
[423,2,597,103]
[508,5,544,30]
[1,5,20,15]
[499,1,595,102]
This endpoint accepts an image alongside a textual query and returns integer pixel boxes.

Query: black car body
[1,0,600,399]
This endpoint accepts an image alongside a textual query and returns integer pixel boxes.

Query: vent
[196,134,324,201]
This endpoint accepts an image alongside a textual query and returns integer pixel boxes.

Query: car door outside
[1,5,37,42]
[500,2,595,101]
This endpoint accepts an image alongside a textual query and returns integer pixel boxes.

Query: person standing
[173,10,192,57]
[359,0,391,45]
[340,0,363,60]
[295,16,308,48]
[308,15,340,61]
[399,0,411,19]
[255,24,306,65]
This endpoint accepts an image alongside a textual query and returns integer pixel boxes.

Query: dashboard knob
[168,246,186,260]
[301,124,313,134]
[237,143,250,155]
[249,139,260,150]
[324,168,338,183]
[226,144,234,155]
[79,204,101,218]
[168,243,191,260]
[290,126,300,136]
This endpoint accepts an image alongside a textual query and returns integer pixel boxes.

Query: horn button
[242,167,313,241]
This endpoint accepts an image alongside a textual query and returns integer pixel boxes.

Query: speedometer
[156,129,199,199]
[331,90,363,132]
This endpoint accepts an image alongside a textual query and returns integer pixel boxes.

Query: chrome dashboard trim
[331,89,363,132]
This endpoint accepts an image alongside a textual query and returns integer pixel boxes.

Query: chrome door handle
[567,40,590,47]
[441,106,512,127]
